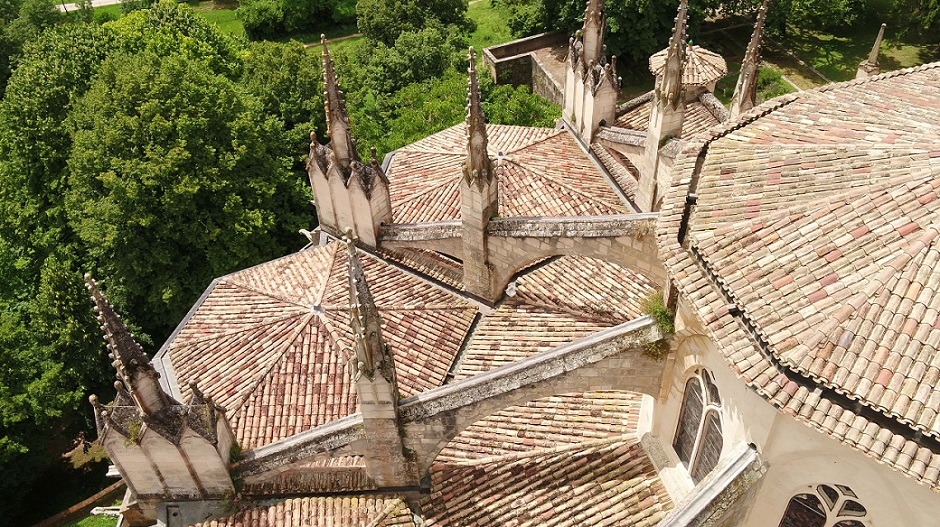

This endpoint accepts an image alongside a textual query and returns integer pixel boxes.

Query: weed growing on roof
[641,291,675,335]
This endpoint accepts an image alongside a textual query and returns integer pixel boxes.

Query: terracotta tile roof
[649,45,728,86]
[659,63,940,489]
[387,124,631,223]
[162,241,477,449]
[424,434,671,527]
[191,496,415,527]
[436,391,643,462]
[591,143,639,200]
[613,99,721,139]
[456,256,657,379]
[241,456,375,496]
[376,247,464,290]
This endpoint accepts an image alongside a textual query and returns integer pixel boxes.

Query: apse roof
[159,241,477,449]
[386,124,633,223]
[659,62,940,489]
[649,44,728,86]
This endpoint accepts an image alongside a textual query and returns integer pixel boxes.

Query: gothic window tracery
[672,368,723,483]
[778,484,871,527]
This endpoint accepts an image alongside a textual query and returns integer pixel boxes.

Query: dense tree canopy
[67,51,308,337]
[356,0,475,46]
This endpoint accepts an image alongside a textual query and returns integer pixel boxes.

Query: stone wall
[483,32,568,105]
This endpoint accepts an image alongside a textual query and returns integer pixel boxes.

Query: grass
[189,0,245,38]
[468,0,514,50]
[65,514,119,527]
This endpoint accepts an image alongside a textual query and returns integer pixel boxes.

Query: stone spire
[729,0,768,120]
[342,231,414,487]
[460,48,500,303]
[307,36,392,247]
[321,34,358,169]
[85,273,169,416]
[639,0,689,212]
[344,231,394,383]
[463,47,494,188]
[581,0,606,65]
[856,23,886,79]
[657,0,689,110]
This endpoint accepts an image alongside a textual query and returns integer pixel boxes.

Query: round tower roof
[649,44,728,86]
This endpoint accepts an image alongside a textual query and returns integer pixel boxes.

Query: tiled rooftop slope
[163,242,657,451]
[660,62,940,489]
[387,124,631,222]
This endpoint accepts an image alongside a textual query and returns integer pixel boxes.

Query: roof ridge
[227,312,320,421]
[171,311,310,349]
[497,126,565,155]
[312,241,340,306]
[785,60,940,100]
[364,497,409,527]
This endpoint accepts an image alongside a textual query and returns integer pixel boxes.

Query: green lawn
[468,0,514,50]
[190,0,244,38]
[65,514,119,527]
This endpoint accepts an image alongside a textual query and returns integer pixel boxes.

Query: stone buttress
[460,48,501,303]
[344,234,417,487]
[639,0,689,212]
[86,275,234,527]
[308,36,392,247]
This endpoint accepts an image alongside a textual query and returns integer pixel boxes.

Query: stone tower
[344,234,415,486]
[639,0,688,212]
[856,23,886,79]
[563,0,620,143]
[729,0,768,121]
[460,48,500,303]
[308,36,392,247]
[86,275,234,527]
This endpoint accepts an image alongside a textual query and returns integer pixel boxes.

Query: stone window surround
[672,368,723,483]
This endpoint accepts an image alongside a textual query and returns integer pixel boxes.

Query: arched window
[672,368,723,483]
[778,484,870,527]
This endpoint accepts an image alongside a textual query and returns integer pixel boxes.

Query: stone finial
[729,0,768,120]
[321,34,358,168]
[344,230,394,383]
[580,0,606,64]
[463,47,494,188]
[85,273,169,416]
[856,23,886,79]
[657,0,689,108]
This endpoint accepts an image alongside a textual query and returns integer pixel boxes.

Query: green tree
[356,0,475,46]
[66,51,309,339]
[497,0,679,64]
[364,27,467,93]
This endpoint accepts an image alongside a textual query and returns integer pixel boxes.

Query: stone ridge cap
[497,126,566,156]
[232,412,365,475]
[440,433,640,468]
[810,59,940,95]
[398,316,659,419]
[363,498,409,527]
[488,213,657,237]
[616,90,654,116]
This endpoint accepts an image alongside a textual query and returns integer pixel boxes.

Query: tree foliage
[66,52,309,338]
[356,0,475,46]
[237,0,356,39]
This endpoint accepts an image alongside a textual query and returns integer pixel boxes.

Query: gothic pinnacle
[730,0,768,120]
[321,34,357,168]
[464,47,493,186]
[343,229,390,379]
[867,23,886,66]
